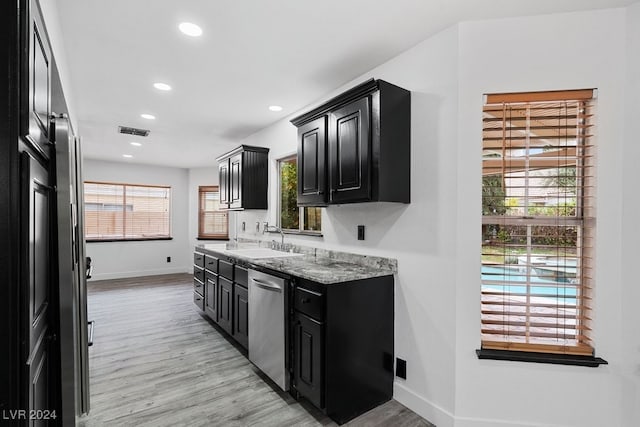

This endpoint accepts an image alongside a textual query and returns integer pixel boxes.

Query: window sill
[476,349,608,368]
[275,230,323,238]
[197,237,229,241]
[87,237,173,243]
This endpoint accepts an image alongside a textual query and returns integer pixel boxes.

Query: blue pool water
[481,265,577,302]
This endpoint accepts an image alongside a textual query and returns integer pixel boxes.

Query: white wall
[621,3,640,427]
[231,5,639,427]
[84,159,190,280]
[456,8,626,427]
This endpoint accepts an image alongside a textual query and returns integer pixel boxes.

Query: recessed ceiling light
[130,142,142,147]
[123,154,133,158]
[269,105,283,112]
[153,82,172,91]
[141,113,156,120]
[178,22,202,37]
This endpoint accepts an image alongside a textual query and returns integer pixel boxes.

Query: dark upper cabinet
[329,97,371,204]
[297,117,327,206]
[218,161,230,207]
[291,79,411,206]
[22,0,52,158]
[216,145,269,210]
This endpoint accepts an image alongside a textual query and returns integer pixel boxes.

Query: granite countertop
[196,242,396,285]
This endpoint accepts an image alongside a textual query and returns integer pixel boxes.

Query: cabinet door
[205,273,218,322]
[293,312,324,409]
[297,117,327,206]
[218,160,230,208]
[328,97,371,203]
[22,0,52,157]
[218,277,233,335]
[229,153,242,209]
[232,284,248,350]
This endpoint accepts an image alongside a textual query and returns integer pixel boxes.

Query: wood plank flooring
[78,273,434,427]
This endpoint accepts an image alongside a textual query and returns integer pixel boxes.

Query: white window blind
[198,186,228,239]
[84,181,171,241]
[481,89,595,356]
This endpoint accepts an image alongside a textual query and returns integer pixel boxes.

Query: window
[84,181,171,241]
[480,89,596,358]
[198,186,228,239]
[278,156,322,233]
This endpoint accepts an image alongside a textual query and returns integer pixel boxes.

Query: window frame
[84,181,172,242]
[477,89,606,366]
[197,185,229,240]
[276,154,323,236]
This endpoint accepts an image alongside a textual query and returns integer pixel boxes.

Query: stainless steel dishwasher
[248,269,289,391]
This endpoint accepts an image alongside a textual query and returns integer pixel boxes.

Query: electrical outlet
[166,256,171,263]
[357,225,365,240]
[242,221,246,231]
[396,358,407,379]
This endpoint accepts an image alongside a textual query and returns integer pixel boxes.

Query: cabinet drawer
[205,255,218,273]
[193,291,204,311]
[219,259,234,280]
[193,279,204,297]
[194,266,204,283]
[194,252,205,268]
[294,287,324,321]
[234,265,248,287]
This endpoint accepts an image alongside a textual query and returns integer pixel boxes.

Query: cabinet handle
[301,298,311,304]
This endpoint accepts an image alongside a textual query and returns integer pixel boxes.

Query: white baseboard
[88,266,190,281]
[394,382,455,427]
[394,383,562,427]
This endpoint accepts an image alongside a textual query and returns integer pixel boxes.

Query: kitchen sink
[225,248,304,259]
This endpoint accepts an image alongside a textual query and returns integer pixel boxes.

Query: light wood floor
[78,273,434,427]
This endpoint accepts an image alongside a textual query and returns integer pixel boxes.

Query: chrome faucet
[263,222,285,246]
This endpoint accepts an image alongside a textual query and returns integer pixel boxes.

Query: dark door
[218,160,230,208]
[233,284,248,349]
[205,273,218,322]
[328,97,371,203]
[21,152,55,424]
[218,277,233,335]
[229,153,242,209]
[297,116,327,206]
[293,311,324,409]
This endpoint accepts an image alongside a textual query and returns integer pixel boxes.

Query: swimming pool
[481,265,577,302]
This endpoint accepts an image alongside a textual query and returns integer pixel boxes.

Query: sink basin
[226,248,304,259]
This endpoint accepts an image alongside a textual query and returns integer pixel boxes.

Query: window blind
[481,89,595,356]
[84,181,171,241]
[198,186,228,239]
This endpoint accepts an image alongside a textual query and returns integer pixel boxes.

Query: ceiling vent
[118,126,150,137]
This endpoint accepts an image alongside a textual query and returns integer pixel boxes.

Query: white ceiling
[56,0,633,168]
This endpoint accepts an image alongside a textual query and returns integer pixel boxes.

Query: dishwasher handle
[251,277,283,292]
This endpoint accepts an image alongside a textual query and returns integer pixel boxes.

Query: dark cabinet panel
[23,0,52,157]
[297,117,327,206]
[329,97,371,203]
[193,291,204,311]
[193,279,204,297]
[194,252,205,268]
[205,273,217,321]
[193,266,204,284]
[233,284,248,350]
[229,153,242,210]
[218,160,230,208]
[218,277,233,335]
[291,79,410,206]
[204,255,218,273]
[216,145,269,210]
[293,312,324,409]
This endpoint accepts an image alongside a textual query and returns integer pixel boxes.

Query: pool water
[481,265,577,303]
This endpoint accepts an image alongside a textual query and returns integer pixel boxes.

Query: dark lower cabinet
[232,284,249,349]
[293,311,324,409]
[291,275,394,425]
[204,273,217,321]
[218,277,233,336]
